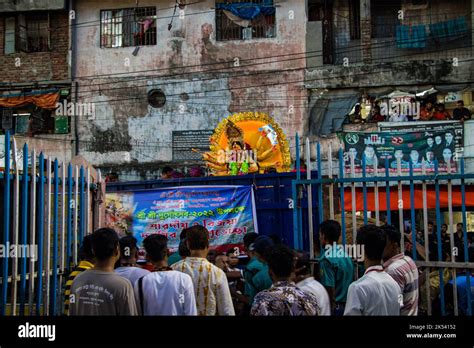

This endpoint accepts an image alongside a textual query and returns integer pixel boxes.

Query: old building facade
[1,0,473,179]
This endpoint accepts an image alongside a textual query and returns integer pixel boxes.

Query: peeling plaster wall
[74,0,307,179]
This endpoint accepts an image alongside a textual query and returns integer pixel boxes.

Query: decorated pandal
[194,112,291,176]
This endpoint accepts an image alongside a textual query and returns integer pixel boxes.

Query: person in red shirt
[369,105,385,123]
[419,101,434,121]
[432,103,451,120]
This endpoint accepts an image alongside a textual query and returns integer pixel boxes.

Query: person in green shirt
[319,220,354,316]
[168,229,189,266]
[243,234,273,306]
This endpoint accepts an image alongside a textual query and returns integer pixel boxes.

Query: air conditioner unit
[404,0,429,10]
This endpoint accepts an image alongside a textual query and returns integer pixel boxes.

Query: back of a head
[356,225,386,261]
[186,225,209,251]
[91,228,120,262]
[79,234,94,262]
[119,235,138,261]
[250,235,275,260]
[294,250,311,277]
[178,241,191,257]
[381,224,401,247]
[243,232,259,250]
[320,220,341,243]
[265,244,295,279]
[143,234,168,262]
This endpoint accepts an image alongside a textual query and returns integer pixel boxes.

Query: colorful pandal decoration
[195,112,291,176]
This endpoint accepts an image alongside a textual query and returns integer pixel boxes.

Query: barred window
[216,0,276,41]
[100,7,157,48]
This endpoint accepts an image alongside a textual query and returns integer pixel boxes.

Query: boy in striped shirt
[382,225,419,316]
[63,235,95,315]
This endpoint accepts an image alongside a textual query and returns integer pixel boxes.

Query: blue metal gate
[0,131,102,316]
[292,133,474,316]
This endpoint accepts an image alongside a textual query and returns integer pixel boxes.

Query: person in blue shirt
[447,272,474,316]
[243,234,273,306]
[319,220,354,316]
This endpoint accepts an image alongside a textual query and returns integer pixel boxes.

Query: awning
[216,0,275,20]
[0,92,59,109]
[343,185,474,211]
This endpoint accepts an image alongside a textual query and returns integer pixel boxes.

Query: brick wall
[0,10,69,84]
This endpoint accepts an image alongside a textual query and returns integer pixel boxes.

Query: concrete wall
[74,0,308,179]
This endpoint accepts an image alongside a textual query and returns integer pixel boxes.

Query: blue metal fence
[292,133,474,316]
[0,131,100,316]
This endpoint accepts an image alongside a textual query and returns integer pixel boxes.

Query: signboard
[105,185,257,255]
[172,130,213,161]
[378,120,464,136]
[342,129,462,173]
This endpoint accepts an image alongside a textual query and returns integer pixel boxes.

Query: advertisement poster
[342,130,461,173]
[105,185,257,255]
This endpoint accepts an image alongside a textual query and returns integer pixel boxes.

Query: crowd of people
[65,220,473,316]
[349,99,472,124]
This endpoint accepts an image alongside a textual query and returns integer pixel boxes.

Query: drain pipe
[69,0,80,155]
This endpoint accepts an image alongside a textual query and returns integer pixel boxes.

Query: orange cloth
[0,92,59,109]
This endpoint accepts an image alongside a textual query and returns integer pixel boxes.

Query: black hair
[162,166,173,175]
[91,228,119,261]
[294,250,311,276]
[178,241,191,257]
[79,234,94,261]
[119,235,138,259]
[143,234,168,262]
[186,225,209,250]
[319,220,341,243]
[179,228,189,240]
[269,233,282,245]
[381,224,401,248]
[265,244,295,278]
[428,221,434,226]
[243,232,259,249]
[356,225,387,261]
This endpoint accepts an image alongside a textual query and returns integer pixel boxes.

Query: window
[349,0,360,40]
[100,7,157,48]
[216,0,276,41]
[3,12,50,54]
[371,0,401,38]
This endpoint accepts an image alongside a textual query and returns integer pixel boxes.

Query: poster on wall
[342,130,462,173]
[105,185,258,256]
[172,130,214,161]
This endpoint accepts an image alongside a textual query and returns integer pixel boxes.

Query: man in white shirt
[172,226,235,316]
[344,225,401,316]
[293,251,331,315]
[134,234,197,315]
[115,235,149,285]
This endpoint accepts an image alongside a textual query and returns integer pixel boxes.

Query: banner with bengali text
[105,185,257,256]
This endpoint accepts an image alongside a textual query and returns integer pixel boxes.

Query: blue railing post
[338,149,346,246]
[316,142,323,226]
[409,161,417,261]
[79,166,85,245]
[51,159,59,315]
[434,160,445,315]
[292,134,300,249]
[19,143,29,315]
[36,152,45,315]
[361,153,368,225]
[1,130,11,316]
[460,158,472,316]
[384,157,391,225]
[67,163,73,273]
